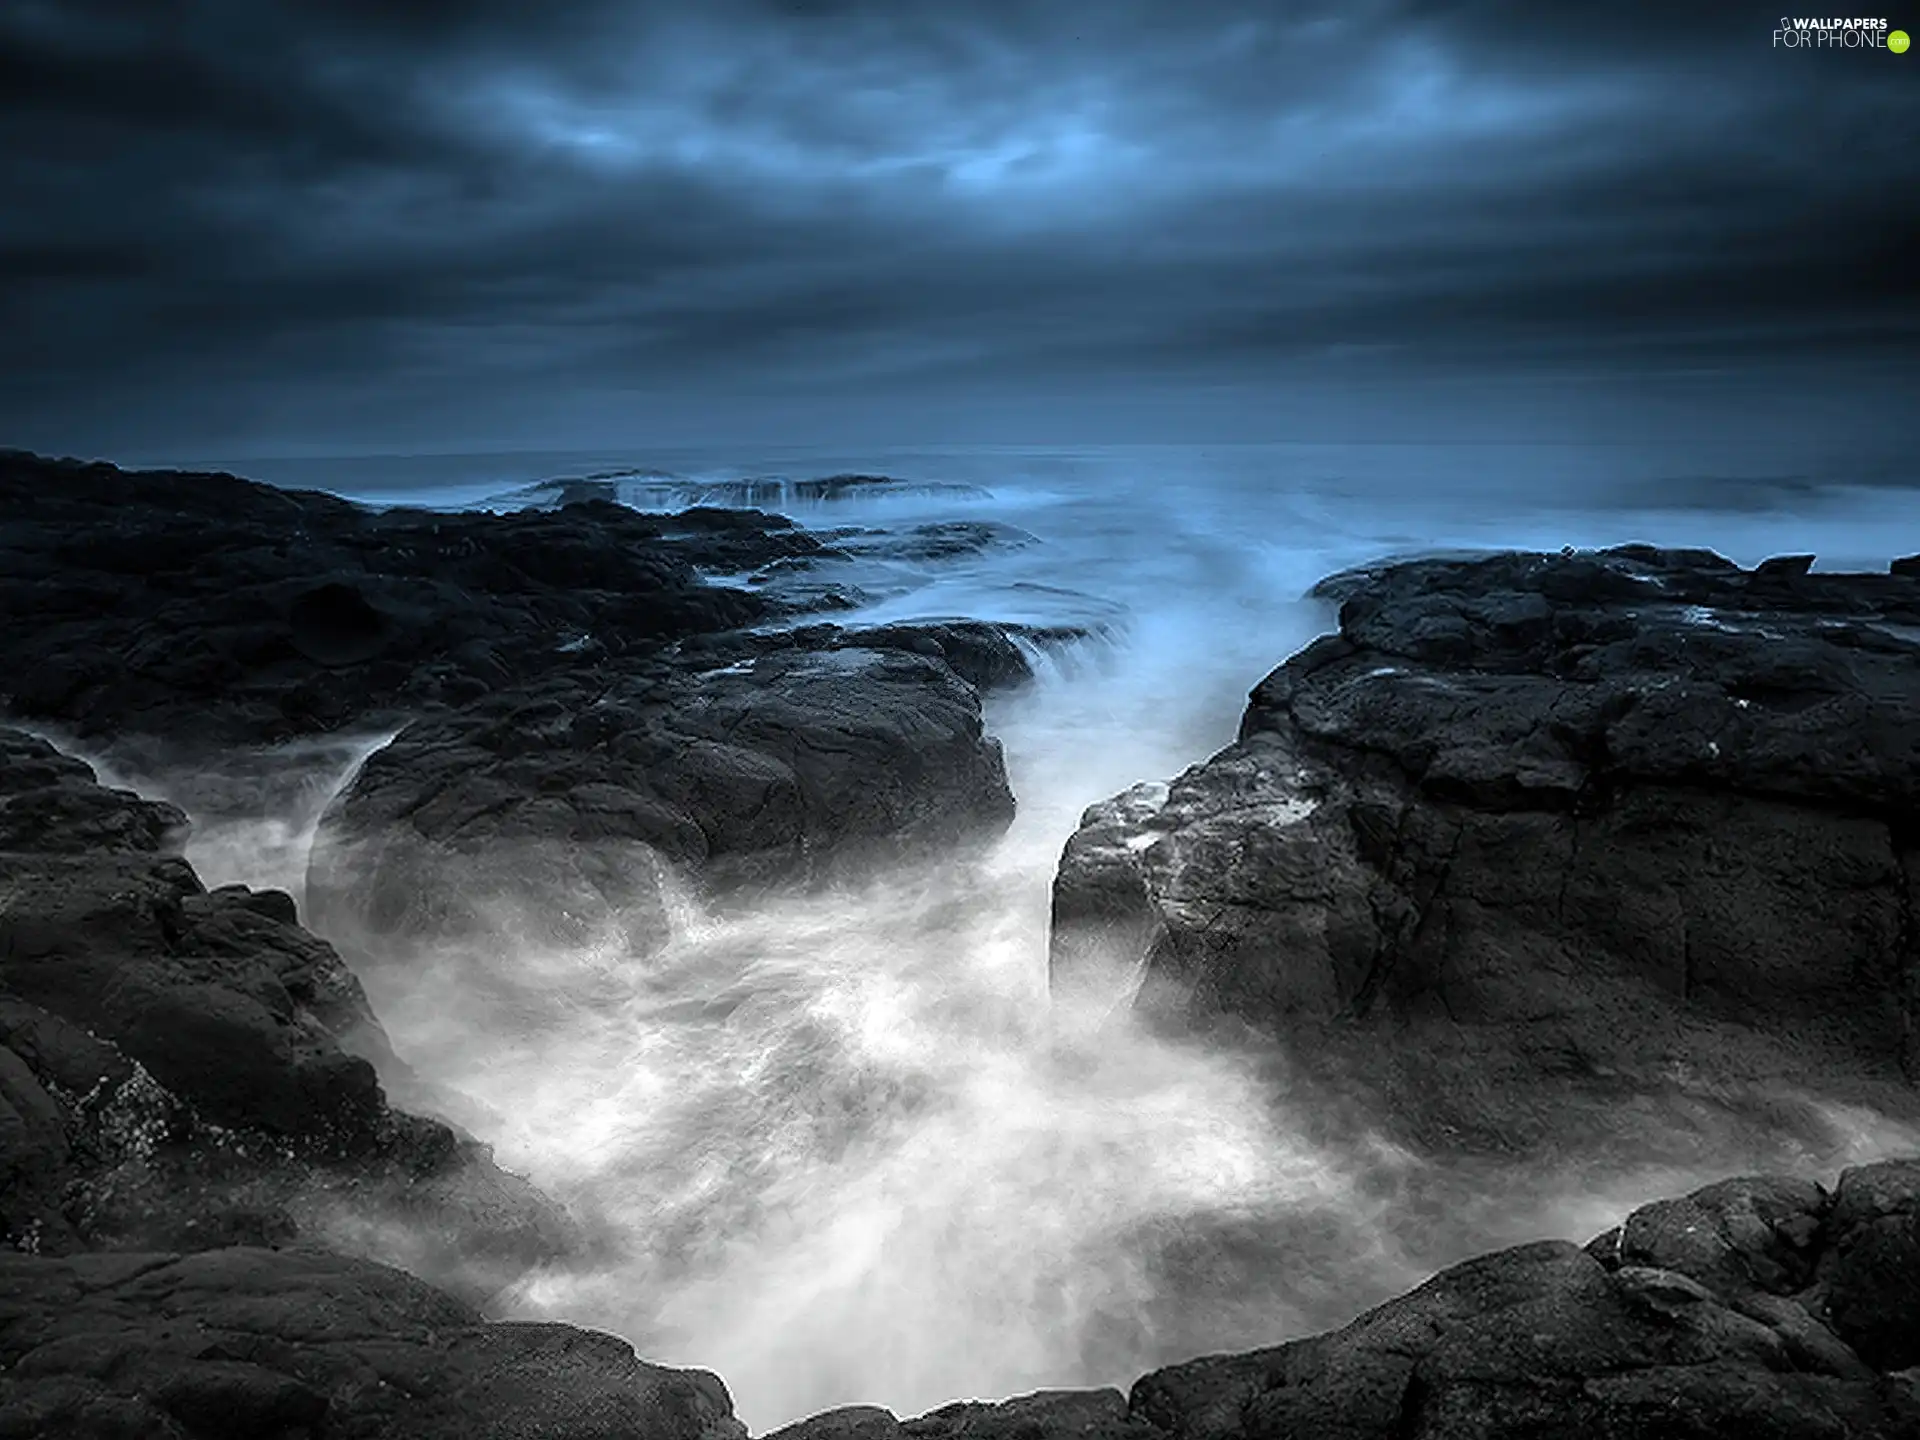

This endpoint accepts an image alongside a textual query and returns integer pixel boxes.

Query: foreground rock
[1127,1159,1920,1440]
[5,1152,1915,1438]
[0,1247,743,1440]
[0,729,569,1297]
[1052,546,1920,1156]
[768,1160,1920,1440]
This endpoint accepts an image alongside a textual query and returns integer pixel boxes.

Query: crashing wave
[491,471,992,513]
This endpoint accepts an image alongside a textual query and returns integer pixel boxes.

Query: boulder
[766,1391,1163,1440]
[308,646,1016,950]
[0,1246,745,1440]
[0,730,388,1147]
[1050,547,1920,1157]
[1126,1161,1920,1440]
[1816,1159,1920,1371]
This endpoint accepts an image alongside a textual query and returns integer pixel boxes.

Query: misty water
[118,442,1920,1433]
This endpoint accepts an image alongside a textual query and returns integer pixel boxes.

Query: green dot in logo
[1891,29,1912,52]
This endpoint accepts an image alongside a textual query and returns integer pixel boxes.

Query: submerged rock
[498,470,994,512]
[1050,546,1920,1157]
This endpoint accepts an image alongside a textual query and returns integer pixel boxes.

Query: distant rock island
[1,452,1916,1438]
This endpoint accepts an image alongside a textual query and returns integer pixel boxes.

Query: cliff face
[1051,546,1920,1158]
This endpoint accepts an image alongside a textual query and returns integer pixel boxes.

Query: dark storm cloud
[0,0,1914,449]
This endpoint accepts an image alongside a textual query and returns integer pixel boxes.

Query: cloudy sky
[1,0,1915,454]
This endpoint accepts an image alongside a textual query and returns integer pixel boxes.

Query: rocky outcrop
[0,1247,744,1440]
[1051,546,1920,1156]
[0,451,818,749]
[6,1140,1917,1440]
[0,451,1034,952]
[306,645,1017,948]
[0,728,570,1297]
[765,1161,1920,1440]
[1127,1159,1920,1440]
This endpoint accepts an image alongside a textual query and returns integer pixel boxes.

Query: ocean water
[133,441,1920,1432]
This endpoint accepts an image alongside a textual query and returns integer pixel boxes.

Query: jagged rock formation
[0,728,569,1298]
[305,643,1016,952]
[0,1247,744,1440]
[1051,546,1920,1156]
[0,451,1035,951]
[776,1161,1920,1440]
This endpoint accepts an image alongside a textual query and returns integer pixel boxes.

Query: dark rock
[0,763,388,1148]
[287,580,392,666]
[308,647,1016,951]
[3,452,1033,962]
[1614,1175,1828,1298]
[0,728,573,1296]
[0,730,188,854]
[1818,1159,1920,1371]
[1755,553,1817,578]
[0,1042,71,1246]
[1051,547,1920,1157]
[839,621,1036,691]
[494,470,992,513]
[0,1247,746,1440]
[903,1390,1161,1439]
[0,998,135,1098]
[769,1406,909,1440]
[825,520,1039,564]
[0,451,825,751]
[1123,1165,1920,1439]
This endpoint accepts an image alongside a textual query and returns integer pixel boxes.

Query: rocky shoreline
[3,452,1918,1437]
[1053,544,1920,1162]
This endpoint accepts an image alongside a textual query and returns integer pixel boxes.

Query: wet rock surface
[761,1163,1920,1440]
[0,451,1039,755]
[0,452,803,749]
[0,1247,744,1440]
[306,643,1017,951]
[0,728,572,1299]
[0,452,1034,951]
[1051,545,1920,1157]
[1126,1161,1920,1440]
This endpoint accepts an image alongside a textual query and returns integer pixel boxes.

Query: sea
[114,439,1920,1431]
